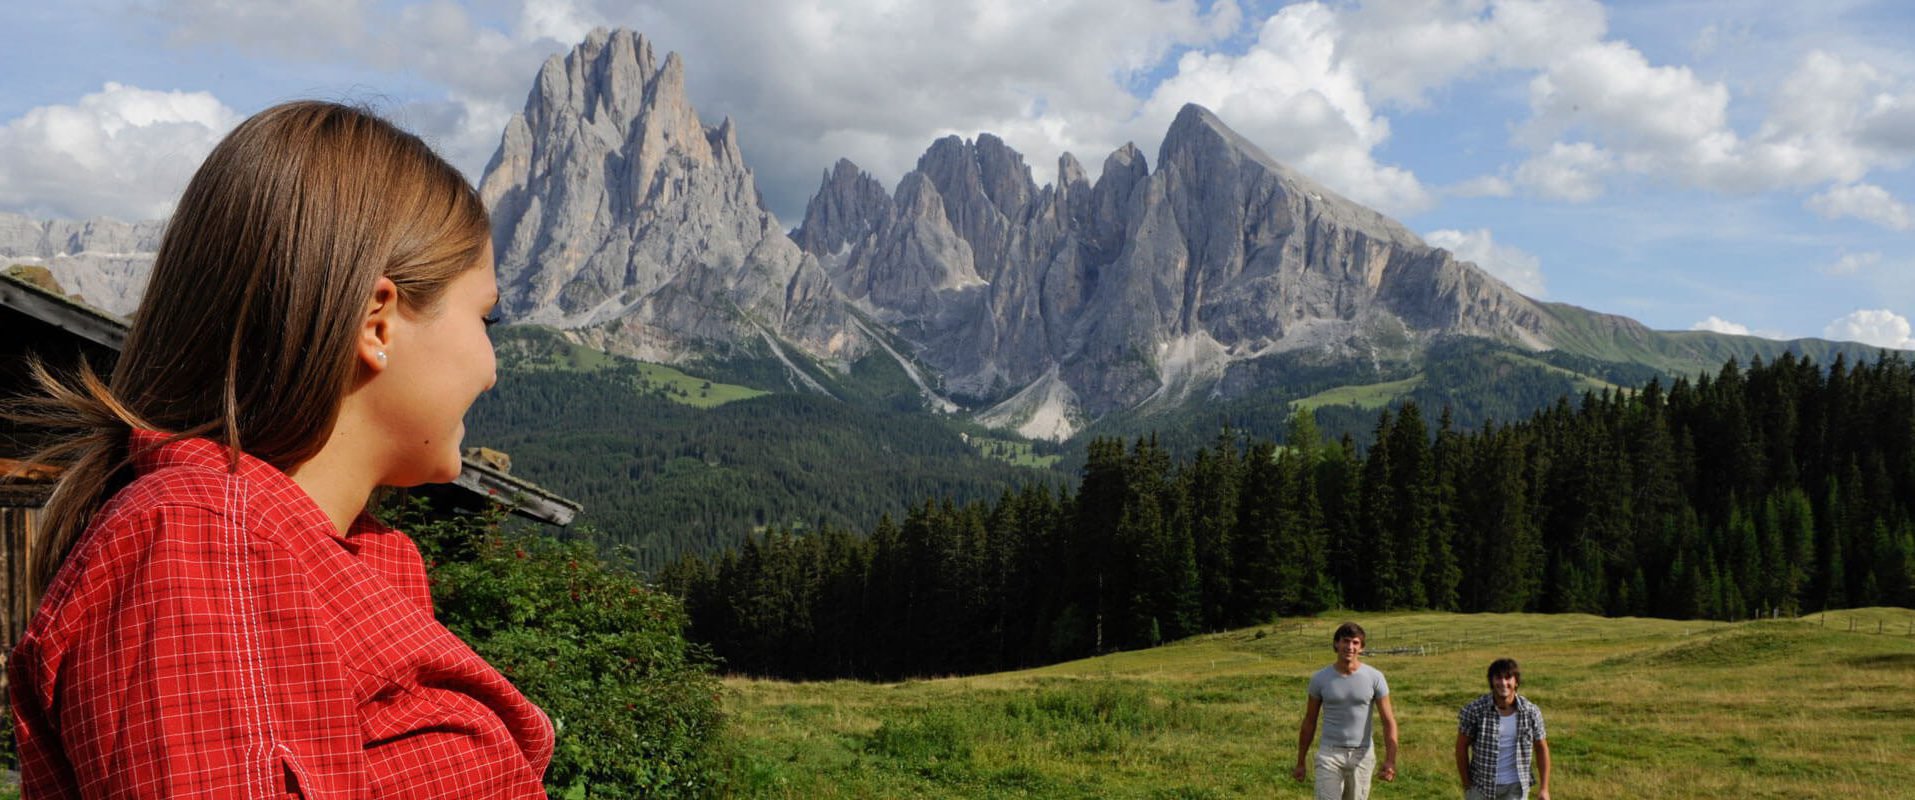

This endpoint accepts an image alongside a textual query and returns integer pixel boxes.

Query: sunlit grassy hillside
[716,609,1915,799]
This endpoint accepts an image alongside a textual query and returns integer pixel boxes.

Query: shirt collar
[127,429,384,543]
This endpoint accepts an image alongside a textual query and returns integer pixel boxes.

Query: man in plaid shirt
[1454,658,1550,800]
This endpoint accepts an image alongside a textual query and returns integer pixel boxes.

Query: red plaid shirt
[10,431,554,798]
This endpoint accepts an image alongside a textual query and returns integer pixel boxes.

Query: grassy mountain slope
[466,327,1064,568]
[1540,301,1892,377]
[473,319,1905,567]
[717,608,1915,799]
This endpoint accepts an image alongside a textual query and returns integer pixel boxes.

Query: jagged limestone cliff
[480,28,865,369]
[795,104,1553,437]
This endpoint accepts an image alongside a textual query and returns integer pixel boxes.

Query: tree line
[661,351,1915,680]
[465,361,1046,568]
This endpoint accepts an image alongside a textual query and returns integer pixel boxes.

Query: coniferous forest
[661,352,1915,681]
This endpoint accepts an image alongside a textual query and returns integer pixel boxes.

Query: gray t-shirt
[1307,663,1390,749]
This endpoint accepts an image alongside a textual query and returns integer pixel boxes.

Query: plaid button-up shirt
[1457,693,1546,792]
[10,432,554,798]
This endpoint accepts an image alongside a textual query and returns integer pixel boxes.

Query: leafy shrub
[399,501,724,798]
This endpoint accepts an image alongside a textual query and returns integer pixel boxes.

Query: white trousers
[1314,745,1375,800]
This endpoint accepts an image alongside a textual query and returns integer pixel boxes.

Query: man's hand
[1536,789,1550,800]
[1379,760,1396,782]
[1292,763,1308,782]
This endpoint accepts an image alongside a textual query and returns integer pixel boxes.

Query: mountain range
[8,27,1897,443]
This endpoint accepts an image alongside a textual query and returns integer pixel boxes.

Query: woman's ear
[358,276,400,371]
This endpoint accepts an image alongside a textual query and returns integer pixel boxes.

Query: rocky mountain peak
[481,27,864,368]
[1158,103,1421,249]
[793,158,893,258]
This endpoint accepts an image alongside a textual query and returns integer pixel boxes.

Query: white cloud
[520,0,597,45]
[1136,2,1431,215]
[1515,141,1612,201]
[1806,183,1913,230]
[0,83,241,220]
[1425,227,1545,297]
[1690,316,1751,336]
[1511,43,1915,199]
[1523,41,1732,153]
[1446,175,1514,198]
[1825,250,1883,276]
[1824,309,1915,350]
[1336,0,1610,107]
[142,0,557,182]
[1690,316,1791,340]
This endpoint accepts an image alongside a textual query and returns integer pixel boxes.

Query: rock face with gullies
[0,212,163,316]
[791,159,893,259]
[795,103,1554,437]
[481,27,863,366]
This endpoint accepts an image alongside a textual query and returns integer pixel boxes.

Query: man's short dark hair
[1487,658,1521,684]
[1333,621,1367,644]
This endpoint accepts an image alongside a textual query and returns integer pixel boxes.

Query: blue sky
[4,0,1913,348]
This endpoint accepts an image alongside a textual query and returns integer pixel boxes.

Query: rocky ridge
[796,104,1555,438]
[0,213,162,315]
[480,27,866,370]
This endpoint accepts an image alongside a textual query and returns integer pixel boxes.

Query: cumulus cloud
[1806,183,1913,230]
[1515,141,1612,201]
[1824,309,1915,350]
[1323,3,1915,204]
[1691,316,1751,335]
[1691,316,1792,340]
[1335,0,1609,107]
[1425,227,1545,297]
[0,83,241,220]
[139,0,559,181]
[520,0,597,45]
[1511,43,1915,199]
[1136,2,1431,215]
[1825,250,1883,276]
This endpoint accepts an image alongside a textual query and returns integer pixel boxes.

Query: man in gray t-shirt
[1293,621,1399,800]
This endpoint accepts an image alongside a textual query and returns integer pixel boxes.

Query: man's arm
[1455,731,1473,791]
[1292,696,1322,782]
[1533,737,1551,800]
[1376,694,1399,782]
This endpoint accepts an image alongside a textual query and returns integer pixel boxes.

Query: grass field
[500,329,768,408]
[714,609,1915,798]
[966,435,1063,469]
[1290,376,1426,412]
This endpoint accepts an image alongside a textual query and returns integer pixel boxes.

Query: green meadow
[966,434,1063,469]
[715,609,1915,799]
[496,327,768,408]
[1290,376,1425,412]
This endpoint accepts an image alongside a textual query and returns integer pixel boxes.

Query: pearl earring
[376,351,387,363]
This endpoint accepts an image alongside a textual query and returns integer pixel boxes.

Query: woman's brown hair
[14,100,490,594]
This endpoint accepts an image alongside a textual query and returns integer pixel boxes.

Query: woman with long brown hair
[8,101,552,796]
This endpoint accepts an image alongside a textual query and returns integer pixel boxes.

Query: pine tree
[1358,411,1398,608]
[1385,402,1434,608]
[1233,441,1286,624]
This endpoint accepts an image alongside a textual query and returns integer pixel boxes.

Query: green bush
[401,501,724,798]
